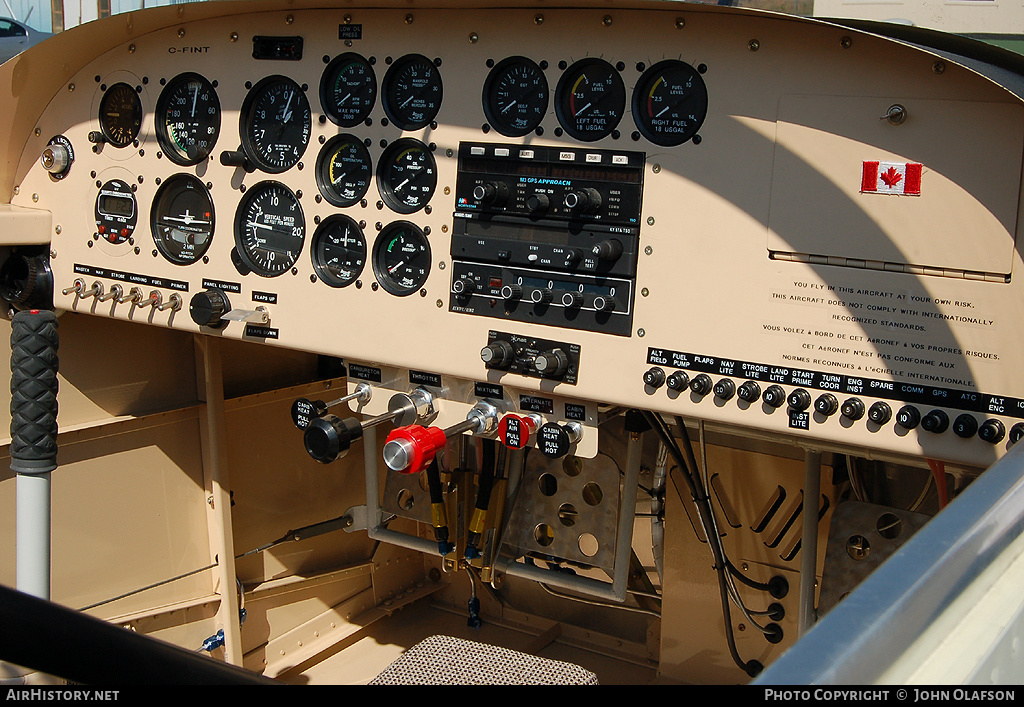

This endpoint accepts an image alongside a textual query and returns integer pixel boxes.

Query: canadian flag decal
[861,161,922,195]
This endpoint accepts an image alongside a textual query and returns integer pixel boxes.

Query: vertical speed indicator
[234,182,305,277]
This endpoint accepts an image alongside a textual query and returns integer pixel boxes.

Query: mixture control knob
[472,181,509,207]
[592,239,623,262]
[480,340,515,369]
[979,419,1006,444]
[1009,423,1024,445]
[953,414,978,439]
[868,401,892,425]
[537,421,582,459]
[713,378,736,401]
[787,389,811,412]
[689,374,713,396]
[189,288,230,328]
[534,348,569,378]
[643,367,666,389]
[896,405,921,429]
[561,292,584,309]
[814,394,839,417]
[526,192,551,215]
[531,287,554,305]
[666,370,689,392]
[737,380,761,403]
[762,385,786,408]
[921,409,949,434]
[501,284,523,302]
[564,188,601,214]
[304,414,365,464]
[841,398,865,421]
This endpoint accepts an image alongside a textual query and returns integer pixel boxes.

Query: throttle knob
[189,288,230,328]
[383,425,448,474]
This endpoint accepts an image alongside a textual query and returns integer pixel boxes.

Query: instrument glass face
[315,135,373,208]
[151,174,215,265]
[234,181,306,277]
[482,56,549,137]
[372,221,431,296]
[155,73,222,166]
[376,138,437,214]
[631,60,708,146]
[311,214,367,288]
[320,53,377,128]
[240,76,312,174]
[381,54,443,130]
[554,58,625,142]
[98,82,143,148]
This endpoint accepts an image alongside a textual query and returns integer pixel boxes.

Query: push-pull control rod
[382,402,499,475]
[302,387,435,464]
[11,309,59,600]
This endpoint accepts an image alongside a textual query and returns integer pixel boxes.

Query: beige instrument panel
[6,0,1024,466]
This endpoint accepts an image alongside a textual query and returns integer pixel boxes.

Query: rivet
[748,39,759,52]
[638,328,645,337]
[534,13,544,24]
[438,261,445,270]
[178,27,185,38]
[676,17,685,29]
[405,13,414,24]
[641,288,649,297]
[31,194,38,202]
[646,217,655,226]
[469,32,478,43]
[602,15,612,26]
[933,61,945,74]
[652,164,661,173]
[33,128,40,137]
[840,35,852,49]
[230,32,238,42]
[128,44,136,53]
[645,245,653,255]
[343,15,351,24]
[444,186,451,195]
[436,299,443,308]
[54,226,61,235]
[67,83,75,92]
[12,186,18,195]
[286,14,294,24]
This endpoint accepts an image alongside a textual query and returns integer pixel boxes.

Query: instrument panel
[5,0,1024,467]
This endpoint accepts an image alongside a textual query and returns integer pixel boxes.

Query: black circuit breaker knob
[787,388,811,412]
[713,378,736,401]
[689,373,713,396]
[921,409,949,434]
[841,397,865,421]
[643,367,666,389]
[979,419,1005,444]
[762,385,786,408]
[868,401,892,425]
[189,288,230,328]
[953,414,978,439]
[666,370,690,392]
[815,393,839,417]
[896,405,921,429]
[737,380,761,403]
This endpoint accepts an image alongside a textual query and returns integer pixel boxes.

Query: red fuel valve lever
[383,402,499,475]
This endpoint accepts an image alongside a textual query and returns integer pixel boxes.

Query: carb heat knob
[534,348,569,378]
[189,288,230,328]
[480,340,515,369]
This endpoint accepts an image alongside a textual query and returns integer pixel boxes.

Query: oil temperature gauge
[315,135,372,207]
[311,215,366,288]
[151,174,214,265]
[372,221,431,296]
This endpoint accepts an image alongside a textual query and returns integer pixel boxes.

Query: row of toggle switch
[644,366,1024,445]
[62,278,182,313]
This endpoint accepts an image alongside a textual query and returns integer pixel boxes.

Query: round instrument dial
[631,60,708,146]
[156,73,221,165]
[234,182,305,277]
[377,138,437,214]
[315,135,372,207]
[372,221,431,296]
[320,53,377,127]
[98,82,143,148]
[554,58,625,142]
[483,56,548,137]
[151,174,215,265]
[381,54,443,130]
[240,76,311,173]
[311,215,366,288]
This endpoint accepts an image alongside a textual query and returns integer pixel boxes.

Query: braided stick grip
[10,310,58,475]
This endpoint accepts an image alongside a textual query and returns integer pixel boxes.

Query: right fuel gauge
[631,59,709,146]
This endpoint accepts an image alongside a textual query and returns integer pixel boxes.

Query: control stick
[382,402,500,475]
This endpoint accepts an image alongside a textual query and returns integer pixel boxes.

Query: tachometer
[315,135,372,207]
[320,53,377,127]
[631,60,708,146]
[311,215,366,288]
[376,138,436,214]
[240,76,311,173]
[554,58,625,142]
[372,221,431,296]
[98,82,143,148]
[156,73,221,165]
[381,54,443,131]
[234,181,305,277]
[483,56,548,137]
[151,174,215,265]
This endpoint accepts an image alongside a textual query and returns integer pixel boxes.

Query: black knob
[953,414,978,439]
[592,239,623,262]
[593,295,616,312]
[452,277,476,297]
[666,370,690,391]
[291,397,328,429]
[189,288,230,328]
[531,287,553,305]
[896,405,921,429]
[787,389,811,412]
[841,398,865,421]
[814,394,839,417]
[1009,423,1024,445]
[737,380,761,403]
[534,348,569,378]
[762,385,786,408]
[714,378,736,401]
[868,401,892,425]
[644,367,666,389]
[979,419,1006,444]
[563,248,584,267]
[690,374,713,396]
[564,187,601,213]
[501,284,523,301]
[921,409,949,434]
[480,340,515,369]
[561,292,583,309]
[538,423,571,459]
[304,414,364,464]
[526,192,551,214]
[472,181,509,207]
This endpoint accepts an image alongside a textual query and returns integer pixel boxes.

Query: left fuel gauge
[156,73,221,166]
[151,174,215,265]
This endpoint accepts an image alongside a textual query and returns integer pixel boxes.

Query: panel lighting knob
[534,348,569,378]
[189,288,230,328]
[841,398,865,421]
[713,378,736,401]
[737,380,761,403]
[814,393,839,417]
[689,373,713,396]
[896,405,921,429]
[480,340,515,369]
[953,414,978,439]
[787,389,811,412]
[921,409,949,434]
[762,385,786,408]
[978,419,1005,444]
[643,367,666,389]
[868,401,892,425]
[666,370,689,392]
